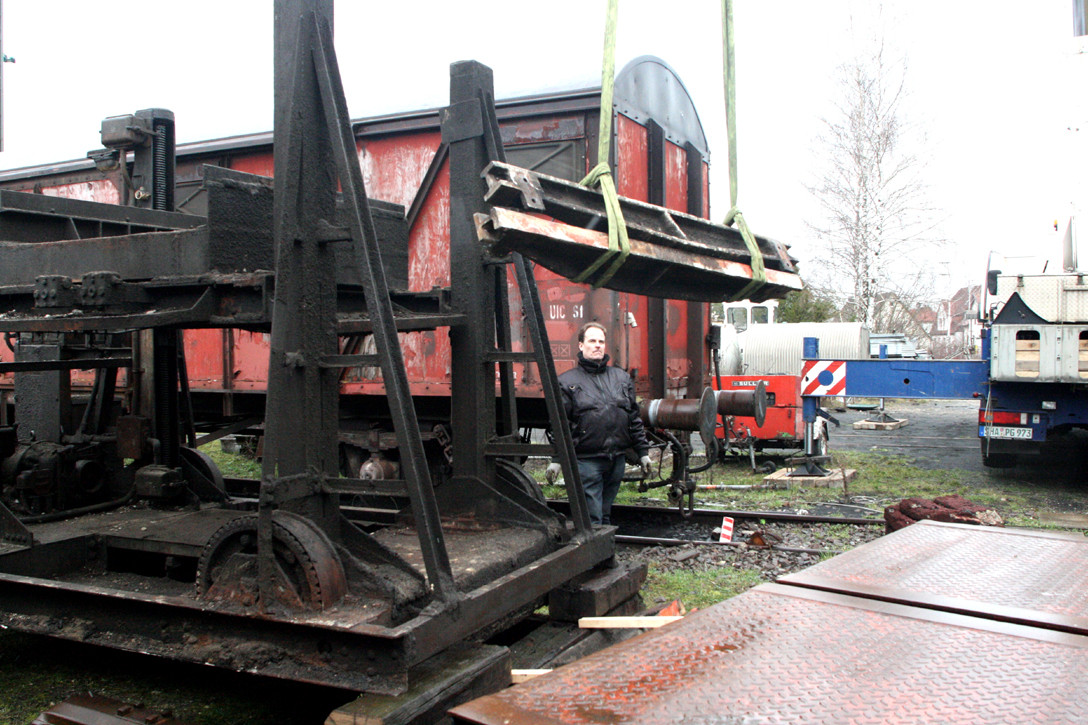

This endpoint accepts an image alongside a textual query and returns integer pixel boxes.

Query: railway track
[548,501,885,555]
[220,478,888,557]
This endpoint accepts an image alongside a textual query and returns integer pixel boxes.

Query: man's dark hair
[578,322,607,343]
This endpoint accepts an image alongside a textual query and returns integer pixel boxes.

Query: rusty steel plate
[450,583,1088,724]
[779,520,1088,635]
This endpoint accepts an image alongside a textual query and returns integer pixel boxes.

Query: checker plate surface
[450,584,1088,724]
[780,520,1088,633]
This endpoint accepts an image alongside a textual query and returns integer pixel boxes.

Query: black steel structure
[0,0,616,694]
[0,0,783,707]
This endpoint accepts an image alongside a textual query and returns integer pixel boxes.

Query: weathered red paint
[665,140,688,213]
[508,116,586,145]
[41,179,121,205]
[230,153,275,178]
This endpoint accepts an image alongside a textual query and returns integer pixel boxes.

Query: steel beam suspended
[479,206,802,303]
[479,161,802,302]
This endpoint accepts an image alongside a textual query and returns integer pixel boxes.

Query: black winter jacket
[558,353,650,459]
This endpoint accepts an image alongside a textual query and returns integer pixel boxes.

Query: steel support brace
[513,254,592,535]
[443,60,591,535]
[0,500,32,548]
[308,13,456,601]
[446,62,500,492]
[263,0,342,541]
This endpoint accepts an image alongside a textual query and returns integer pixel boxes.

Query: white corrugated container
[737,323,869,376]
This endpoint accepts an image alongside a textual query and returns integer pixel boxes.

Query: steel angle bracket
[0,500,32,549]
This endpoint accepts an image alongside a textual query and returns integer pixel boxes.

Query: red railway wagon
[0,56,714,460]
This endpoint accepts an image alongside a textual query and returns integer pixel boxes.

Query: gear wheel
[196,511,347,611]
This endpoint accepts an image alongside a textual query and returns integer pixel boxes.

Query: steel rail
[615,534,841,557]
[547,501,883,527]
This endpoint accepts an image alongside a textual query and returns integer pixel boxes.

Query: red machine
[714,374,829,468]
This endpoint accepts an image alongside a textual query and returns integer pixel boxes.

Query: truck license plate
[982,426,1033,440]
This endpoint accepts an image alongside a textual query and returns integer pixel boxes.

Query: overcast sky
[1,1,1083,294]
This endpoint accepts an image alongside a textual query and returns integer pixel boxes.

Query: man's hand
[640,455,653,476]
[545,462,562,484]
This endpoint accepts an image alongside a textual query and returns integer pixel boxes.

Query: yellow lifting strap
[722,0,766,301]
[576,0,765,298]
[573,0,630,289]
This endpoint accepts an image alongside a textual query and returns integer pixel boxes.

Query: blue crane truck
[797,239,1088,469]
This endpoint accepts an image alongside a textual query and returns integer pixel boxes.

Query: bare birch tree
[807,45,943,331]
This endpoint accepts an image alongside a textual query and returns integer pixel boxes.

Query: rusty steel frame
[0,0,622,692]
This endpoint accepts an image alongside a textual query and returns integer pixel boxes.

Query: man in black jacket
[546,322,652,525]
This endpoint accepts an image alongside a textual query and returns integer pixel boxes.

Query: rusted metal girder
[478,161,802,302]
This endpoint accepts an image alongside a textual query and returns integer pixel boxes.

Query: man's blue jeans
[577,455,626,525]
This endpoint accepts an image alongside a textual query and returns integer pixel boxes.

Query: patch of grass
[821,523,862,544]
[677,450,1088,531]
[199,444,261,479]
[642,563,763,611]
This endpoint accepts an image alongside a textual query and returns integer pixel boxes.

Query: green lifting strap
[722,0,766,301]
[572,0,630,289]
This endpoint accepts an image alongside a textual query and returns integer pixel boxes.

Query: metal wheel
[178,446,228,501]
[196,511,347,611]
[496,458,546,505]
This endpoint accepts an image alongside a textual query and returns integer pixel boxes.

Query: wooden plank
[578,615,683,629]
[511,669,552,684]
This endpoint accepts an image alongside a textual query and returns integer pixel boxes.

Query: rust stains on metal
[481,207,803,303]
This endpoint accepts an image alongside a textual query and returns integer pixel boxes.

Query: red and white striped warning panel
[801,360,846,396]
[719,516,735,543]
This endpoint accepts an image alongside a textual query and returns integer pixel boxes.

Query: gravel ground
[614,397,1051,591]
[616,519,886,589]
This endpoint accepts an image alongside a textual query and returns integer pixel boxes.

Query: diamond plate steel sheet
[780,520,1088,634]
[450,583,1088,725]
